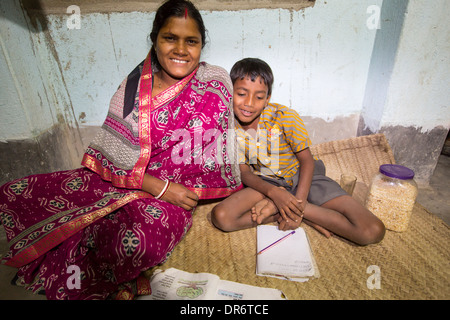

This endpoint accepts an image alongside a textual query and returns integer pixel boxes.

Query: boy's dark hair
[150,0,206,68]
[230,58,274,96]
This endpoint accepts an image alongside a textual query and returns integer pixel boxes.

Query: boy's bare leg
[252,186,295,224]
[302,195,385,245]
[302,219,334,238]
[211,187,278,232]
[251,198,278,224]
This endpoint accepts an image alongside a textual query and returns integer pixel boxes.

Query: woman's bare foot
[251,198,278,224]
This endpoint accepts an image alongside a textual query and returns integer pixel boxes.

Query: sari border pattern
[188,185,243,200]
[134,53,153,188]
[150,65,199,112]
[2,191,153,268]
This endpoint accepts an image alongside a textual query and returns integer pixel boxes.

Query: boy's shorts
[259,160,347,206]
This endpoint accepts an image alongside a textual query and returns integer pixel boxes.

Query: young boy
[211,58,385,245]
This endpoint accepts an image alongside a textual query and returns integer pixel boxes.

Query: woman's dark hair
[230,58,274,96]
[150,0,206,67]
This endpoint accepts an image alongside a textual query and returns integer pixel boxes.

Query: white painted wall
[1,0,449,146]
[42,0,382,129]
[381,0,450,132]
[202,1,382,120]
[0,0,77,140]
[0,0,54,139]
[45,11,153,127]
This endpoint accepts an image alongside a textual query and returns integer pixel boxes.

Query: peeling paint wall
[358,0,450,184]
[0,0,84,185]
[0,0,55,139]
[42,0,381,129]
[381,0,450,183]
[25,0,316,14]
[360,0,450,133]
[0,0,449,185]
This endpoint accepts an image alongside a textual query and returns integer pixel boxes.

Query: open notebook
[137,268,286,300]
[256,225,319,282]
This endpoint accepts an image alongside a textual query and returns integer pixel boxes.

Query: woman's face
[155,16,202,82]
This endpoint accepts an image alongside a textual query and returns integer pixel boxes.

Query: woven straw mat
[147,134,450,300]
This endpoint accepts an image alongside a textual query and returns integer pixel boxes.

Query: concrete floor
[0,154,449,300]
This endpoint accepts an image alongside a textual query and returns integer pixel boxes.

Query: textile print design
[0,57,241,300]
[0,169,192,300]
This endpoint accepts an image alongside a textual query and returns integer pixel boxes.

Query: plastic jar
[365,164,418,232]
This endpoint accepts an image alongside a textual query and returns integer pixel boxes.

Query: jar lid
[379,164,415,180]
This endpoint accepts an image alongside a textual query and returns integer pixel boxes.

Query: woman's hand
[160,182,199,211]
[142,174,198,211]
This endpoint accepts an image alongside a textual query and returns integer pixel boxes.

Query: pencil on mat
[257,230,296,255]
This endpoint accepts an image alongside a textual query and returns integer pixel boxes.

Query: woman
[0,0,241,299]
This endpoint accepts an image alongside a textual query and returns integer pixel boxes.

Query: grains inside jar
[365,165,418,232]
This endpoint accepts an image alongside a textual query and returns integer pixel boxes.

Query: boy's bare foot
[251,198,278,224]
[303,219,333,238]
[251,199,268,223]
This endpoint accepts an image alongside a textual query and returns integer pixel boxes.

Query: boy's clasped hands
[251,186,305,231]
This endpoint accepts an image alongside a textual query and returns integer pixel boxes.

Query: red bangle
[155,180,170,199]
[159,181,171,199]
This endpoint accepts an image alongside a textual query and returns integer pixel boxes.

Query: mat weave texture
[149,134,450,300]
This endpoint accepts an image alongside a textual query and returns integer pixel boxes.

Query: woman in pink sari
[0,0,241,299]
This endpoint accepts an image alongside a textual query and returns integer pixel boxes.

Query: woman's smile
[171,58,188,64]
[155,16,202,85]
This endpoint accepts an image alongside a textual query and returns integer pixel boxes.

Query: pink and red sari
[0,54,242,299]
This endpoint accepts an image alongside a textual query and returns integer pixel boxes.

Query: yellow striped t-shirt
[236,103,311,187]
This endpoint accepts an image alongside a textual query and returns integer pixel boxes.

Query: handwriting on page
[269,260,312,273]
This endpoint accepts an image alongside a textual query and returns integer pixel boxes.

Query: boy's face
[233,76,271,130]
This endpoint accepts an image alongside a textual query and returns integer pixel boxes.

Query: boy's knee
[359,219,386,246]
[211,205,233,232]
